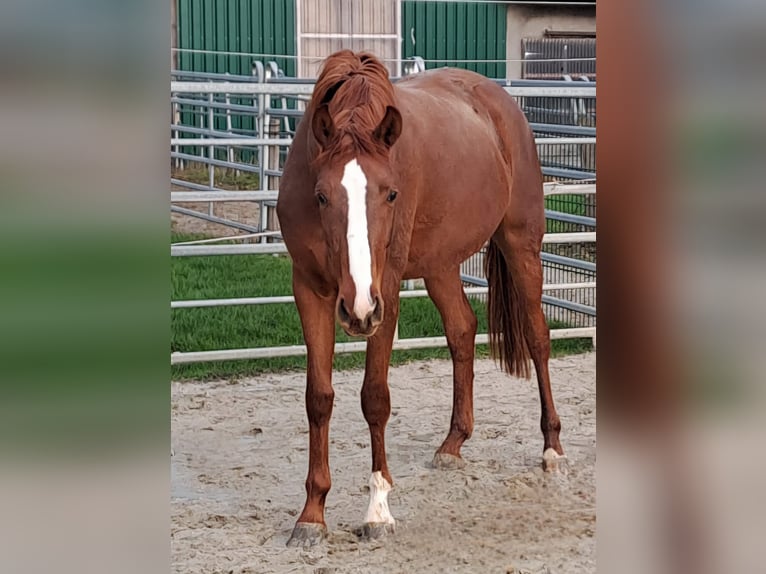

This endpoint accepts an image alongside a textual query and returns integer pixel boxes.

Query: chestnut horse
[276,51,565,547]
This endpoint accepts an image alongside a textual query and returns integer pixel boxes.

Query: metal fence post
[207,92,215,216]
[266,117,281,242]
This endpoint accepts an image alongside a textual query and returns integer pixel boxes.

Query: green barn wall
[176,0,297,77]
[402,1,507,78]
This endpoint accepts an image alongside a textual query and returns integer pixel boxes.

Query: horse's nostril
[338,298,351,323]
[371,296,384,323]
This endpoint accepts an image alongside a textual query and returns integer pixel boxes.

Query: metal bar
[170,184,594,204]
[544,183,595,195]
[170,328,596,365]
[541,252,597,273]
[171,82,595,98]
[172,69,259,82]
[171,243,289,256]
[508,86,595,97]
[172,123,259,138]
[170,152,261,173]
[172,295,297,309]
[543,282,596,291]
[537,137,596,145]
[542,294,597,316]
[461,274,594,290]
[545,210,597,226]
[531,123,596,136]
[542,232,596,243]
[172,190,278,202]
[542,167,595,180]
[172,97,262,114]
[172,233,592,257]
[171,136,590,147]
[170,178,224,191]
[509,79,596,88]
[172,81,315,95]
[207,92,214,214]
[171,282,596,310]
[171,137,293,146]
[171,206,261,233]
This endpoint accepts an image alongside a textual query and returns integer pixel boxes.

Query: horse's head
[311,103,403,337]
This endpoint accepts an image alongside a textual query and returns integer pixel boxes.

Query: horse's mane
[308,51,395,166]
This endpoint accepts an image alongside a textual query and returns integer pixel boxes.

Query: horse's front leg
[287,271,336,548]
[358,289,400,540]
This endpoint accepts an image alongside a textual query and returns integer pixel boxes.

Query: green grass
[545,194,587,217]
[171,233,592,380]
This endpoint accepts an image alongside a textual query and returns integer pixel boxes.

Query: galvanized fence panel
[170,79,596,364]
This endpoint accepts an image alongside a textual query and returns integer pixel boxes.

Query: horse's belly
[403,168,508,278]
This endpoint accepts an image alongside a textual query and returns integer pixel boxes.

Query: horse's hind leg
[493,220,566,472]
[425,268,478,469]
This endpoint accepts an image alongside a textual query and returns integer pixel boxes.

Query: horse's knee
[306,385,334,426]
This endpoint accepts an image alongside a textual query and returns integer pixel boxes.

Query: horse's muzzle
[336,294,384,337]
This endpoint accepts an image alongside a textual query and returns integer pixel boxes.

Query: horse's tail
[485,239,532,379]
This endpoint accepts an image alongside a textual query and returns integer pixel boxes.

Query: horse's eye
[316,192,328,206]
[387,190,398,203]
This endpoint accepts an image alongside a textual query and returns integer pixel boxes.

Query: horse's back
[392,68,541,276]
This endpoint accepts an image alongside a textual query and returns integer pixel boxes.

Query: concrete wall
[505,6,596,79]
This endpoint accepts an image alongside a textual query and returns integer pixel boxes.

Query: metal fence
[170,70,596,365]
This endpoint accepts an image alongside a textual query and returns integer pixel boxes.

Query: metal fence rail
[171,78,596,364]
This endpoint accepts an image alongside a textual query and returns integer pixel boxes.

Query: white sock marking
[341,158,374,320]
[543,447,568,473]
[364,471,395,525]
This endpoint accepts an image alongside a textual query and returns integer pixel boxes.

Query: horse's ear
[311,105,335,148]
[373,106,402,149]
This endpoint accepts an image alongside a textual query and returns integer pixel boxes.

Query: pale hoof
[286,522,326,548]
[431,452,466,470]
[542,448,568,474]
[356,521,395,541]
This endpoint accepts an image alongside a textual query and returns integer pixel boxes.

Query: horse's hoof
[357,522,395,541]
[431,452,466,470]
[286,522,326,548]
[542,448,568,474]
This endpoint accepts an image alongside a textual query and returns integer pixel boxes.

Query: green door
[402,1,507,78]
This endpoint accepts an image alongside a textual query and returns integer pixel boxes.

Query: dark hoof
[431,452,466,470]
[286,522,326,548]
[356,522,395,541]
[542,448,568,474]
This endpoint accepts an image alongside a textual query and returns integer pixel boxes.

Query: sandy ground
[171,352,595,574]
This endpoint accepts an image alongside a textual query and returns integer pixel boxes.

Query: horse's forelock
[311,51,395,167]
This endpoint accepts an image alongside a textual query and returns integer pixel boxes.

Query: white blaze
[364,471,395,525]
[341,158,374,320]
